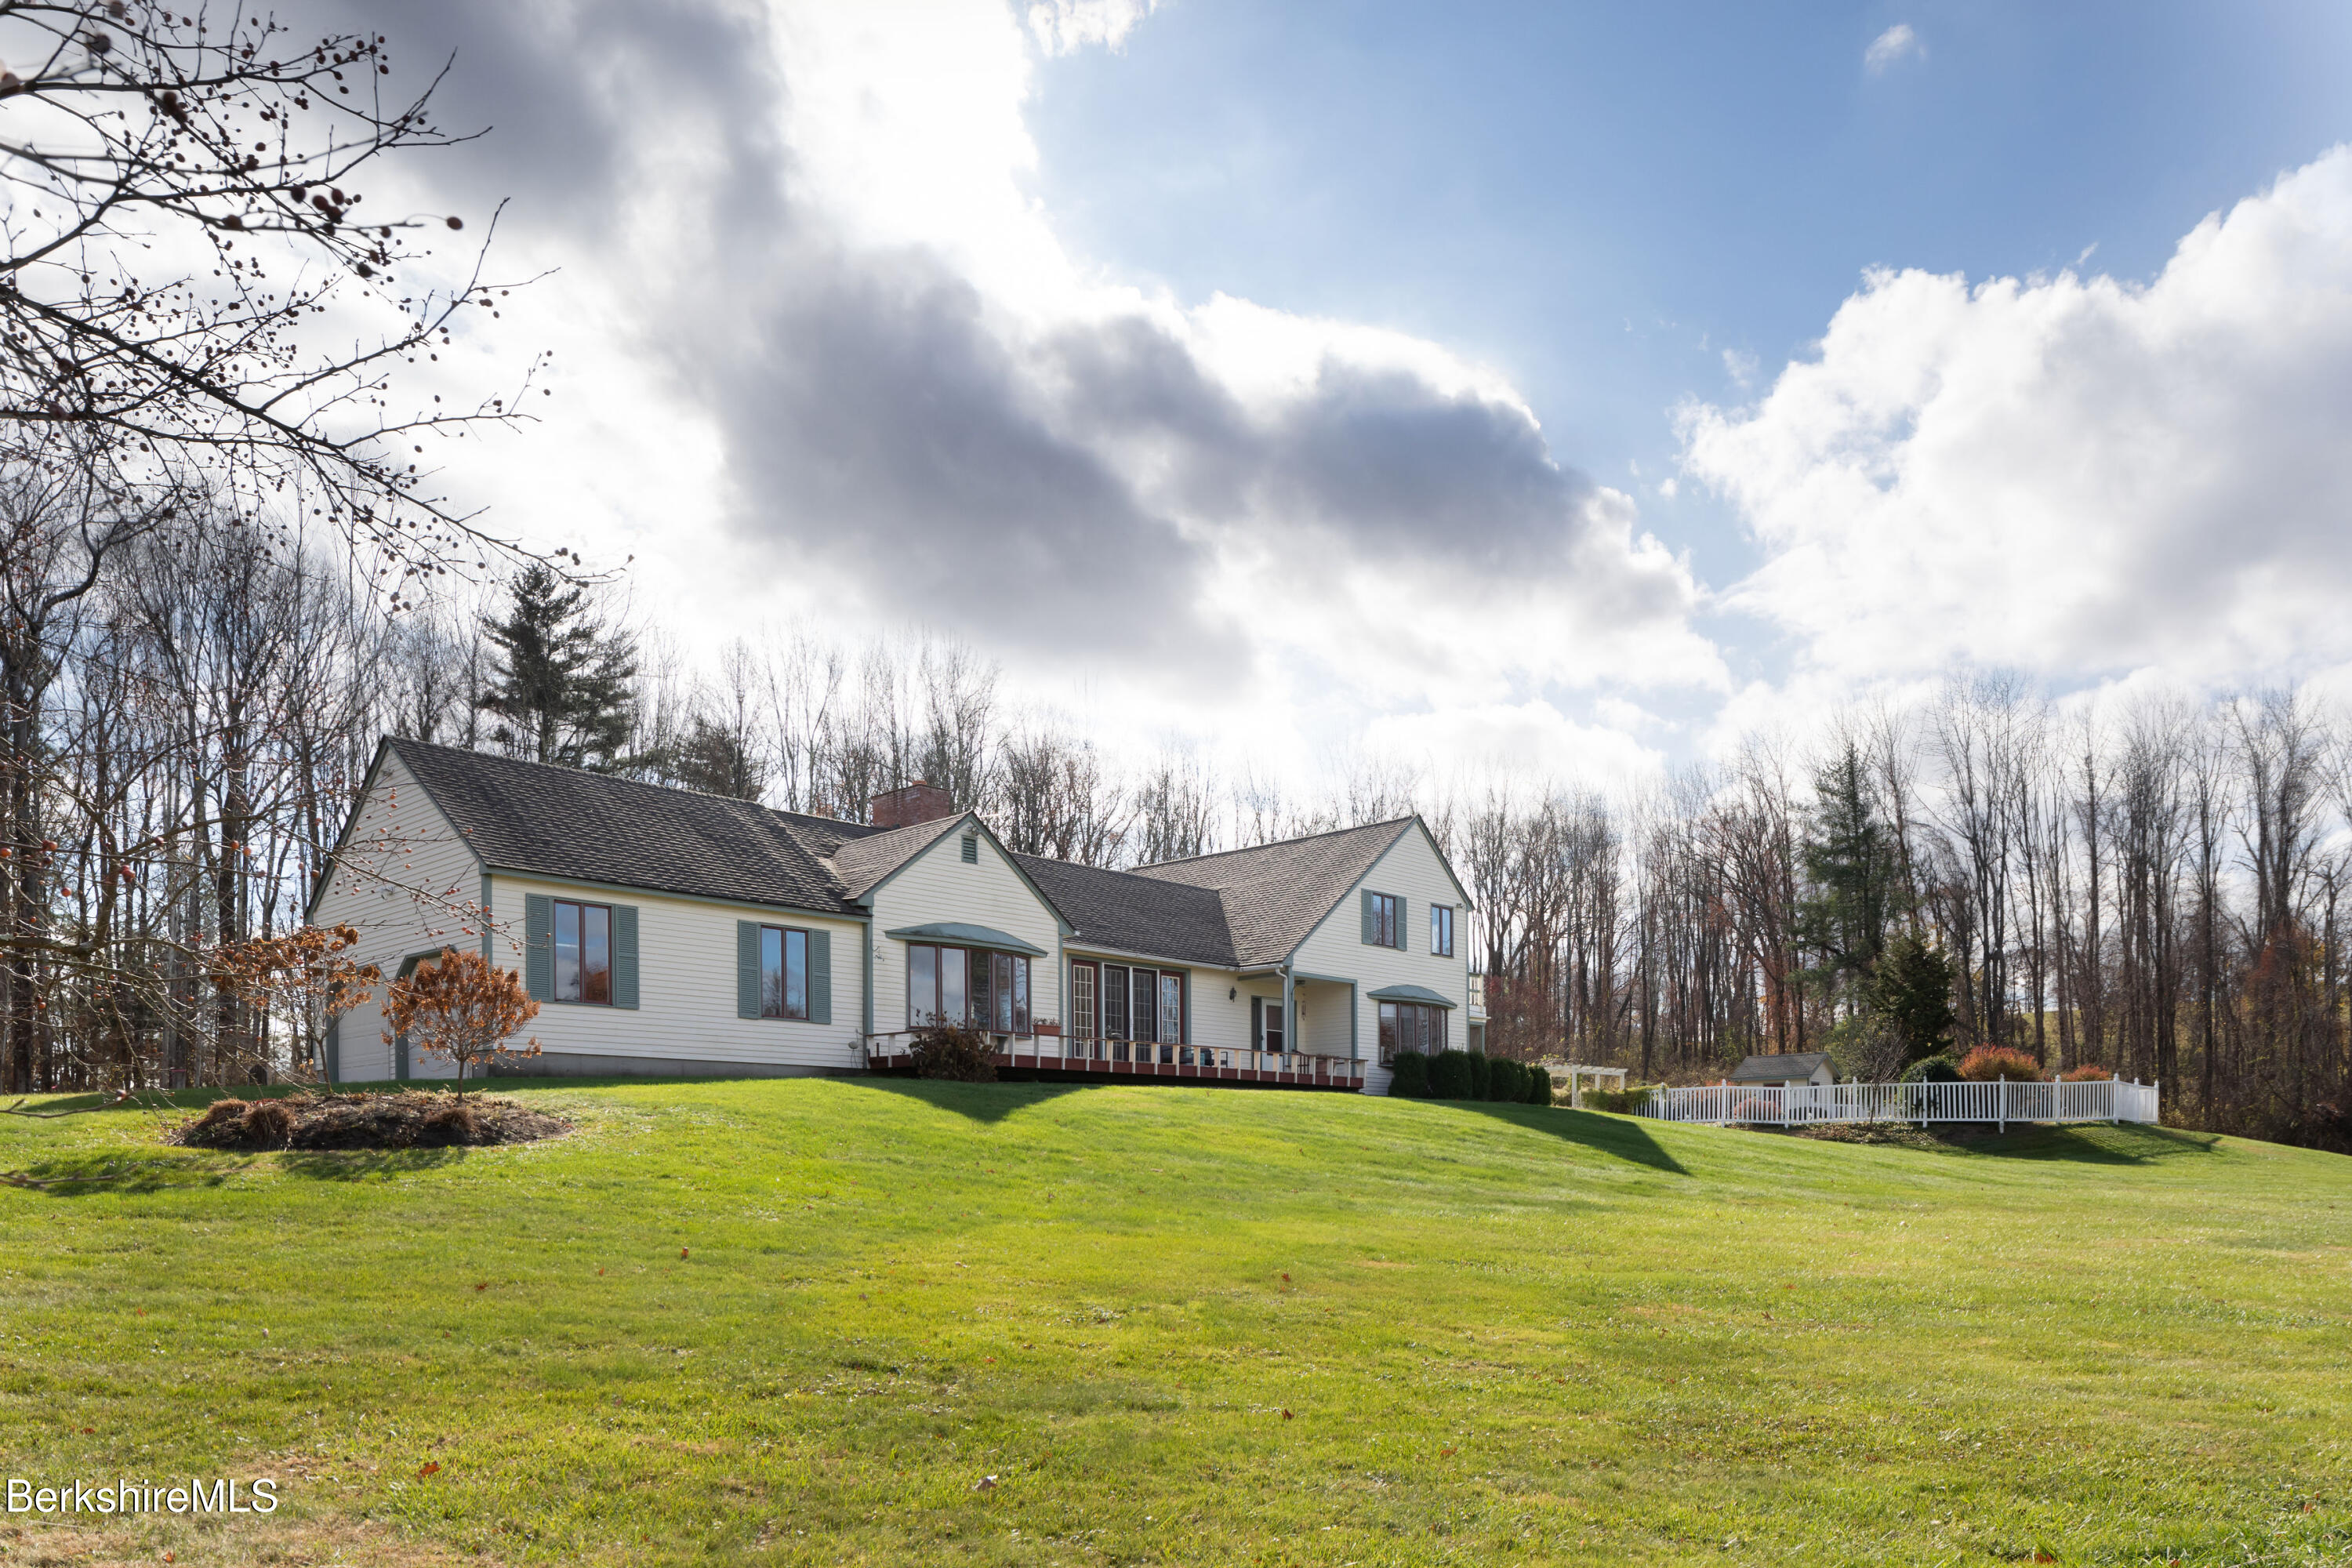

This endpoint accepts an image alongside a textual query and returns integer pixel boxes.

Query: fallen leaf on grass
[974,1475,996,1491]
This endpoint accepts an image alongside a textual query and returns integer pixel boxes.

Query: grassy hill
[1,1078,2347,1566]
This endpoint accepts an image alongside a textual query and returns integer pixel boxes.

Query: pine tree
[1797,739,1903,1000]
[1869,931,1958,1063]
[477,565,639,771]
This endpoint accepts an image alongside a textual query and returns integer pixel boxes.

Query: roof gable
[1127,818,1415,967]
[825,813,971,899]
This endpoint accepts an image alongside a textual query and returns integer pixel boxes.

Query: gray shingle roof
[1730,1051,1833,1083]
[375,740,1447,972]
[1011,854,1237,967]
[1126,819,1416,968]
[382,737,862,916]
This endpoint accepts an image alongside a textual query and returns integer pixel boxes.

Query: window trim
[1430,902,1455,958]
[551,897,615,1006]
[757,923,811,1022]
[1368,891,1400,949]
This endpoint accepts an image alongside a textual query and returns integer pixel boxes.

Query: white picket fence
[1637,1076,2160,1130]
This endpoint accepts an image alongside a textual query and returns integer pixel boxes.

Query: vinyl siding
[308,752,487,1082]
[869,826,1063,1036]
[476,874,866,1077]
[1289,822,1472,1094]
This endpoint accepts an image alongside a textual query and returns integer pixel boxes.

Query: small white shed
[1727,1051,1835,1089]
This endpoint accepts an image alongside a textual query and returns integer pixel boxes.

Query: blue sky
[1026,0,2352,593]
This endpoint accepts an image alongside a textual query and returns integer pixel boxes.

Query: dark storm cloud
[686,245,1231,669]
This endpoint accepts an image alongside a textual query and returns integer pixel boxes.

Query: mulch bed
[170,1091,572,1152]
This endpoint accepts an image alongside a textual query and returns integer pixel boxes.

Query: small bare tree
[379,946,539,1100]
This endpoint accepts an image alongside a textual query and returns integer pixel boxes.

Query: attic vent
[960,835,978,864]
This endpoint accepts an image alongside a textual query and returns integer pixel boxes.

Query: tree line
[12,538,2352,1149]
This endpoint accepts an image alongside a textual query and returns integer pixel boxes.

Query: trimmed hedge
[1388,1051,1431,1098]
[1428,1050,1475,1100]
[1486,1057,1524,1102]
[1409,1052,1555,1105]
[1900,1054,1960,1085]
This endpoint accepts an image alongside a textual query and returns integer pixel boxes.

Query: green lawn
[1,1078,2347,1567]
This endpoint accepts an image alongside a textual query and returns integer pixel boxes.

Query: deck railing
[1636,1076,2159,1129]
[862,1032,1363,1087]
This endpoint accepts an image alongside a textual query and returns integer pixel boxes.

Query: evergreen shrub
[1523,1065,1555,1105]
[1485,1057,1523,1102]
[1467,1051,1491,1101]
[1428,1050,1475,1100]
[1388,1051,1431,1098]
[1900,1054,1960,1085]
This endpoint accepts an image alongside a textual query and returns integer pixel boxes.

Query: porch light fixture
[1229,985,1236,1000]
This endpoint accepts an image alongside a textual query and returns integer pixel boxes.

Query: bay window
[1377,1001,1447,1065]
[906,942,1029,1034]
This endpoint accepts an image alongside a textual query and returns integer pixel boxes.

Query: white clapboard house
[311,739,1483,1093]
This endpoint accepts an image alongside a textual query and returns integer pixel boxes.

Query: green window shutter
[737,921,762,1020]
[1394,896,1407,950]
[808,929,833,1025]
[524,895,553,1001]
[479,873,494,960]
[1250,996,1263,1050]
[612,905,639,1009]
[1361,889,1376,945]
[324,1016,341,1085]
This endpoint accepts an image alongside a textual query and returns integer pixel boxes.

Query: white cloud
[1680,147,2352,691]
[1864,23,1922,74]
[1026,0,1163,56]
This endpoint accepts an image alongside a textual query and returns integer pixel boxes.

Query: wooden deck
[863,1040,1367,1091]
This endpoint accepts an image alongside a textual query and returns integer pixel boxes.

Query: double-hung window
[1431,904,1455,958]
[1367,891,1400,949]
[552,898,612,1004]
[758,926,810,1020]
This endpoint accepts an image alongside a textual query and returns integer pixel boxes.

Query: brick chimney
[869,780,958,831]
